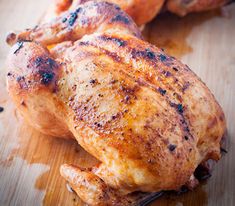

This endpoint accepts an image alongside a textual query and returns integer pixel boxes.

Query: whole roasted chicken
[50,0,231,25]
[6,1,226,205]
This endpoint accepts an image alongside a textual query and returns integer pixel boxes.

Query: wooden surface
[0,1,235,205]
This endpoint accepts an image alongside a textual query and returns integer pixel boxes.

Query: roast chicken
[6,1,226,205]
[50,0,231,25]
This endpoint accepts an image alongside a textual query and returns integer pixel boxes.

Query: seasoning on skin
[111,14,130,24]
[146,49,156,59]
[158,87,166,96]
[163,71,172,77]
[0,107,4,112]
[16,76,24,82]
[94,122,102,127]
[168,144,176,152]
[76,7,82,13]
[110,79,118,84]
[13,41,23,54]
[177,104,184,113]
[46,58,56,68]
[100,36,126,47]
[68,12,78,26]
[89,79,97,84]
[40,72,54,84]
[159,54,167,62]
[172,67,178,72]
[111,115,117,120]
[124,95,130,103]
[184,136,189,140]
[62,17,67,23]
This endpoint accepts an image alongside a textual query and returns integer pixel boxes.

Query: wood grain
[0,1,234,205]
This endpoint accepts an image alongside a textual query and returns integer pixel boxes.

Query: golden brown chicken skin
[6,1,226,205]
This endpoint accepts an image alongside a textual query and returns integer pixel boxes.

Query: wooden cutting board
[0,0,234,205]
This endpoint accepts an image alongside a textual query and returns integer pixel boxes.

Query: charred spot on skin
[158,87,166,96]
[21,100,26,107]
[182,82,190,92]
[35,57,43,67]
[110,79,118,84]
[13,41,23,54]
[35,57,57,69]
[172,67,178,72]
[94,122,102,128]
[184,136,189,140]
[168,144,176,152]
[98,94,103,97]
[103,50,121,62]
[76,7,82,13]
[111,115,117,120]
[111,14,130,24]
[72,85,77,91]
[100,36,126,47]
[158,54,167,62]
[120,85,136,95]
[177,104,184,113]
[68,12,78,26]
[123,95,130,104]
[17,76,25,82]
[46,58,56,67]
[89,79,97,85]
[62,17,67,23]
[162,71,172,77]
[170,102,184,114]
[0,107,4,113]
[146,49,156,59]
[131,48,156,61]
[39,71,54,85]
[78,41,89,46]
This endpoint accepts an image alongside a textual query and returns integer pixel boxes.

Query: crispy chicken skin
[51,0,231,25]
[6,1,226,205]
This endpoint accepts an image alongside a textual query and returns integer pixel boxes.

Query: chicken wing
[6,1,226,205]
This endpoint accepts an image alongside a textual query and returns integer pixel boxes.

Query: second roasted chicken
[49,0,231,25]
[6,1,226,205]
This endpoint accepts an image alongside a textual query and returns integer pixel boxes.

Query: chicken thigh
[6,1,226,205]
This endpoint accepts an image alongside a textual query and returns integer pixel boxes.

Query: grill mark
[111,14,130,24]
[97,38,190,96]
[78,38,190,101]
[73,39,194,140]
[99,35,127,47]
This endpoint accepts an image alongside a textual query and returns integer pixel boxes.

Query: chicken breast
[6,1,226,205]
